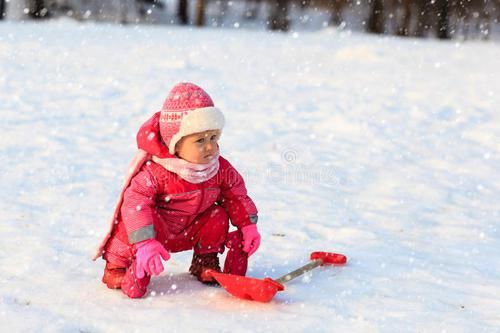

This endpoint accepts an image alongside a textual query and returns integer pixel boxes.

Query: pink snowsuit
[94,112,258,268]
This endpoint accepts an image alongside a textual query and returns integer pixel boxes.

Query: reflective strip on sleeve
[249,215,258,224]
[128,225,156,244]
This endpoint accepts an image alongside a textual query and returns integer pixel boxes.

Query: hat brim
[168,107,225,154]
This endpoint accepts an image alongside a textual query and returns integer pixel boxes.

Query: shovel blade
[203,270,284,303]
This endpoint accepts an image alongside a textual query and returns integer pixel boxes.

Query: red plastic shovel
[203,251,347,303]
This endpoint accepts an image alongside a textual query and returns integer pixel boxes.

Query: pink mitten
[241,224,261,257]
[134,239,170,279]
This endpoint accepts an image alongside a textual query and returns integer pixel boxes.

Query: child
[93,82,261,298]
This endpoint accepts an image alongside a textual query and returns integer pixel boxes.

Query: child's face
[175,130,221,164]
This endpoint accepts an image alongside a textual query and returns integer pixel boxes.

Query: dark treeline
[0,0,5,19]
[2,0,499,39]
[367,0,499,39]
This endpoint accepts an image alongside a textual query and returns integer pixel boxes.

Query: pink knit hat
[159,82,225,154]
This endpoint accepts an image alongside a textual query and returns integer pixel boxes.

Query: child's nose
[207,142,219,152]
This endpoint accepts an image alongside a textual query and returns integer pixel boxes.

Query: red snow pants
[103,204,229,268]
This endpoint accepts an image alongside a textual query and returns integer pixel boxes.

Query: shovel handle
[274,252,347,285]
[310,252,347,265]
[274,259,323,285]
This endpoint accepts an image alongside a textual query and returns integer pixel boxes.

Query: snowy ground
[1,20,500,332]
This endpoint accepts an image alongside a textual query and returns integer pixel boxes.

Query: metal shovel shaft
[274,259,323,285]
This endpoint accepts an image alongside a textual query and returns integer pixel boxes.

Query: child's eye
[210,135,218,141]
[196,138,205,144]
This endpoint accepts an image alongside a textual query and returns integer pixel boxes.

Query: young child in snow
[93,82,260,298]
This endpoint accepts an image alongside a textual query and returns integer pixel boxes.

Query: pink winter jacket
[93,112,258,260]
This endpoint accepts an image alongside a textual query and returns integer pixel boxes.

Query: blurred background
[1,0,499,39]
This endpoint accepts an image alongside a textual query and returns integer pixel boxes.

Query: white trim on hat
[168,107,225,154]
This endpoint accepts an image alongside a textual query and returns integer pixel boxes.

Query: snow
[1,20,500,332]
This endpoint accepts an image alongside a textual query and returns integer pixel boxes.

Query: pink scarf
[152,153,220,184]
